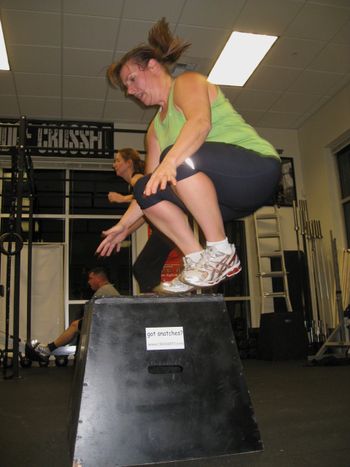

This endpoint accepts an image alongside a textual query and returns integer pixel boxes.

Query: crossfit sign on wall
[0,119,114,158]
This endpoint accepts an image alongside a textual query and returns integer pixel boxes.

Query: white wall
[298,81,350,251]
[113,123,147,153]
[0,244,65,347]
[257,126,303,251]
[245,127,301,325]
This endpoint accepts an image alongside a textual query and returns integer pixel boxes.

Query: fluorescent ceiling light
[0,20,10,70]
[208,31,277,86]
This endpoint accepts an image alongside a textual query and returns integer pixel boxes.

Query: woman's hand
[96,223,128,257]
[108,192,132,203]
[143,158,177,196]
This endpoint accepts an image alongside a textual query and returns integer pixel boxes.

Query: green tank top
[153,80,279,159]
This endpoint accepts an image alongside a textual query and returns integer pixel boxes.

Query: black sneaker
[25,340,51,361]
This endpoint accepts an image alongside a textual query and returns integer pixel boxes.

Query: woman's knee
[133,174,166,210]
[134,175,185,211]
[133,175,151,203]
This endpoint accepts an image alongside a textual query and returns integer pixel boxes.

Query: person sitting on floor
[26,267,119,360]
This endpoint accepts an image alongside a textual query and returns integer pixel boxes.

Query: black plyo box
[258,311,308,360]
[70,295,262,466]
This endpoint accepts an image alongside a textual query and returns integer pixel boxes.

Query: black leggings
[133,229,174,292]
[134,142,281,221]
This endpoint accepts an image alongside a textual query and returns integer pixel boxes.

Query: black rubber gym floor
[1,359,349,467]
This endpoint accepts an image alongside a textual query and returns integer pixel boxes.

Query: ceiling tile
[62,0,124,17]
[175,25,230,59]
[301,94,333,115]
[234,0,305,35]
[14,73,60,97]
[258,111,302,129]
[1,0,350,130]
[332,20,350,45]
[220,86,242,102]
[0,71,16,94]
[179,55,214,75]
[63,15,118,50]
[234,89,281,111]
[178,0,245,28]
[8,45,61,74]
[325,73,350,98]
[19,96,61,118]
[246,65,302,92]
[123,0,185,22]
[288,69,345,94]
[259,111,300,128]
[285,2,350,41]
[62,98,104,120]
[0,1,60,12]
[270,91,324,113]
[2,10,60,46]
[264,36,325,69]
[292,94,333,128]
[63,76,108,100]
[63,49,113,77]
[308,43,350,74]
[307,0,350,8]
[106,85,126,101]
[0,95,20,117]
[116,20,158,52]
[238,109,266,126]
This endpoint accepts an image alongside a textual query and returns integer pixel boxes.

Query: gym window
[336,143,350,247]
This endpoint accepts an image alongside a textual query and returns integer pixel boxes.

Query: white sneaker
[181,245,241,287]
[156,276,195,294]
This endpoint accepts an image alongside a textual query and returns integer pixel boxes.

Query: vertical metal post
[292,200,307,319]
[24,146,35,343]
[11,116,27,378]
[331,233,346,342]
[26,194,33,342]
[3,253,12,373]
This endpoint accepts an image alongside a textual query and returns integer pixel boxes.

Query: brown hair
[117,147,145,174]
[107,18,191,90]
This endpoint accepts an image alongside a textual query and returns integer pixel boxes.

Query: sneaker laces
[183,254,202,270]
[181,251,211,283]
[205,245,234,265]
[182,245,238,286]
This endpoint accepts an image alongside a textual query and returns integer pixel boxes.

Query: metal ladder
[253,205,292,314]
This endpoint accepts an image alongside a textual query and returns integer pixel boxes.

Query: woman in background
[108,148,175,293]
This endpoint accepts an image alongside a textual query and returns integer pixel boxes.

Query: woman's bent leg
[144,200,202,256]
[174,172,226,242]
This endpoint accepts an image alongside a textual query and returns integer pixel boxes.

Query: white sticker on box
[145,327,185,351]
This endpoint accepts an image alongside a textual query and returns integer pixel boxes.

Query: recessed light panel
[208,32,277,86]
[0,21,10,71]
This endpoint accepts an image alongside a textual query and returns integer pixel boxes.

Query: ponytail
[148,18,190,66]
[107,17,191,90]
